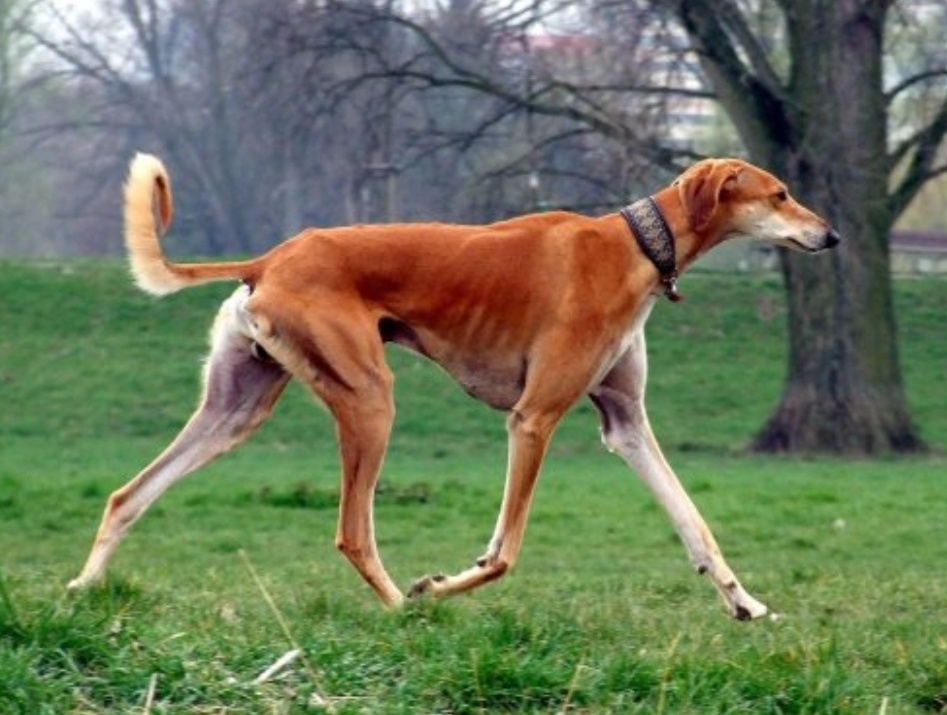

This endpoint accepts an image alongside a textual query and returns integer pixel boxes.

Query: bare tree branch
[316,2,702,171]
[885,67,947,104]
[889,92,947,219]
[707,0,786,97]
[669,0,793,152]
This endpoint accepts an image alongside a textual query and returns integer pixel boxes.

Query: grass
[0,259,945,713]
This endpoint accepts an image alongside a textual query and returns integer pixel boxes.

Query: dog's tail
[124,153,262,296]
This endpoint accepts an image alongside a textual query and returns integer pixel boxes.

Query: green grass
[1,259,946,714]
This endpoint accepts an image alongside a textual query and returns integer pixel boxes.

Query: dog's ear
[676,160,741,232]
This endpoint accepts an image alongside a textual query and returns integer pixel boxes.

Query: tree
[670,0,946,453]
[27,0,319,255]
[0,0,18,144]
[0,0,58,255]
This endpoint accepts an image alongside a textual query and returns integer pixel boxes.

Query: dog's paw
[66,576,89,593]
[407,573,446,599]
[730,593,769,621]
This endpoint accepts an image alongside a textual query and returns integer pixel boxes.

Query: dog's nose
[825,228,841,249]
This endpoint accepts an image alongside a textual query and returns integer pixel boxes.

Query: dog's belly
[440,358,525,410]
[416,347,526,411]
[380,318,525,410]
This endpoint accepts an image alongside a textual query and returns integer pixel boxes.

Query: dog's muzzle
[795,227,841,253]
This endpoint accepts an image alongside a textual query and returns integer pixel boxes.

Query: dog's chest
[622,296,657,348]
[590,296,657,386]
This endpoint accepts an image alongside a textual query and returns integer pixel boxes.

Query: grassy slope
[0,260,945,714]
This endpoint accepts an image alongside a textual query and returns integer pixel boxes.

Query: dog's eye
[775,190,788,202]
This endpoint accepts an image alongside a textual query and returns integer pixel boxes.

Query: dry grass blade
[0,566,19,628]
[558,650,587,714]
[239,550,334,712]
[655,632,682,715]
[142,673,158,715]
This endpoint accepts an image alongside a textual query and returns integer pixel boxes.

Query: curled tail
[124,153,261,296]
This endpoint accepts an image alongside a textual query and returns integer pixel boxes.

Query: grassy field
[1,259,945,714]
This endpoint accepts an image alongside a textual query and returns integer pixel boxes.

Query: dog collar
[619,197,683,302]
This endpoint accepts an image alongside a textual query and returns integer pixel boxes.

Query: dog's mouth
[782,229,841,253]
[790,239,827,254]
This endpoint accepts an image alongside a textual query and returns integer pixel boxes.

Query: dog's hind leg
[589,333,769,621]
[329,387,403,607]
[256,296,405,607]
[67,294,290,591]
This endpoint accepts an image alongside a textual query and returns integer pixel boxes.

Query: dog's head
[676,158,840,253]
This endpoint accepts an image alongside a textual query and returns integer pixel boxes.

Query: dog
[68,154,839,619]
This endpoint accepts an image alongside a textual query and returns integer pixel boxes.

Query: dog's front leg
[409,407,562,598]
[591,341,769,620]
[611,412,768,620]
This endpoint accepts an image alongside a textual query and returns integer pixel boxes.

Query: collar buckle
[662,271,683,302]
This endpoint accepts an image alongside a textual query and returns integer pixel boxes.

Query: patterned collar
[619,197,682,302]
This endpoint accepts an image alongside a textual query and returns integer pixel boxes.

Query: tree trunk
[677,0,922,453]
[755,219,920,453]
[749,2,921,453]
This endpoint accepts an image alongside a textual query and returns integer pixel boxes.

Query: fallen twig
[254,648,302,684]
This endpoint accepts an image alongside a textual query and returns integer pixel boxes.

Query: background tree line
[3,0,681,256]
[2,0,946,456]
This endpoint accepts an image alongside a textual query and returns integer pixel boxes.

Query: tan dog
[68,155,839,619]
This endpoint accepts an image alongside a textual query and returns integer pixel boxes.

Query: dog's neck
[648,185,726,283]
[617,185,730,302]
